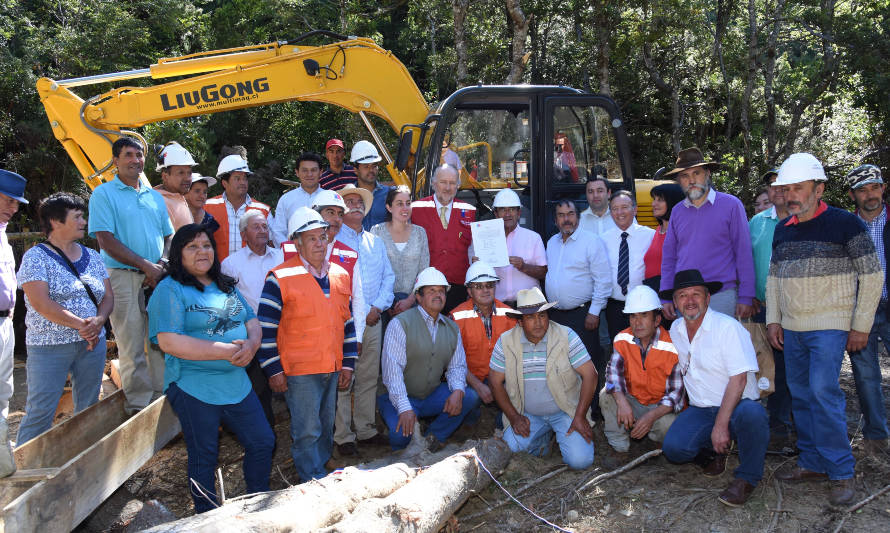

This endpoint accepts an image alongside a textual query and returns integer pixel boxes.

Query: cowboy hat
[505,287,557,317]
[658,269,723,300]
[662,147,720,177]
[338,184,373,215]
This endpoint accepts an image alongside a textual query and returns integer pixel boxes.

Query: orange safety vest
[613,327,679,406]
[270,256,352,376]
[450,299,517,381]
[204,195,271,262]
[281,240,358,279]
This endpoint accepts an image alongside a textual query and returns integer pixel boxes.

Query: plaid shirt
[858,205,887,301]
[604,327,685,411]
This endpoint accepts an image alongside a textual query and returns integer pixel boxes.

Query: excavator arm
[36,36,430,189]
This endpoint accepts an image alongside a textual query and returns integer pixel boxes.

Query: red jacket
[411,195,476,285]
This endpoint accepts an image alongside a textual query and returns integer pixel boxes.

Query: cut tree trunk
[143,432,512,533]
[321,437,511,533]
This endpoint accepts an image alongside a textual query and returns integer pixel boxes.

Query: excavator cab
[398,87,635,237]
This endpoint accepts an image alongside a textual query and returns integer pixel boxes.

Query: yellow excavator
[37,30,662,233]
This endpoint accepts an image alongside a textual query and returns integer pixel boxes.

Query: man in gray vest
[489,287,598,469]
[379,267,481,451]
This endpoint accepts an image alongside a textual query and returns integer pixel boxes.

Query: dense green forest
[1,0,888,226]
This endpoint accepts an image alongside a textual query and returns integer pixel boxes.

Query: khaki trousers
[108,269,165,413]
[334,320,382,444]
[599,388,676,452]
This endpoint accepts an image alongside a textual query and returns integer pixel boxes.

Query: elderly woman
[148,224,273,513]
[184,173,220,233]
[370,186,429,317]
[16,193,112,444]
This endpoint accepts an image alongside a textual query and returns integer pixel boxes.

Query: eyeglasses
[470,282,496,290]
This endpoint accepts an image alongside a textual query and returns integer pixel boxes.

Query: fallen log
[142,462,420,533]
[144,432,512,533]
[321,437,512,533]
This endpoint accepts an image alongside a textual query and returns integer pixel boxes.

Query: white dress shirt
[578,207,618,235]
[670,308,760,407]
[602,222,655,301]
[221,245,285,312]
[545,229,612,315]
[270,186,324,245]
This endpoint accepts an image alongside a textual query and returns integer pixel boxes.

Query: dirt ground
[7,353,890,532]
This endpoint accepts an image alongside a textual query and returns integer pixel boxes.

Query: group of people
[0,136,886,513]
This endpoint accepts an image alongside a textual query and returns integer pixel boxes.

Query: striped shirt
[490,328,590,416]
[381,306,467,414]
[319,164,357,191]
[255,264,358,376]
[603,327,685,411]
[858,205,887,301]
[337,225,395,311]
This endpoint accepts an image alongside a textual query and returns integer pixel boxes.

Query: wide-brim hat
[0,169,28,204]
[662,147,720,177]
[338,184,373,215]
[760,169,779,185]
[505,287,557,317]
[658,269,723,300]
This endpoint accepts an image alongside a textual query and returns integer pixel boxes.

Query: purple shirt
[0,223,16,311]
[660,189,756,306]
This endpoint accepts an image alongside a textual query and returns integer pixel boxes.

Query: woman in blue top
[16,192,113,444]
[148,223,274,514]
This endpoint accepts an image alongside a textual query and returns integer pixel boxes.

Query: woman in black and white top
[16,192,113,444]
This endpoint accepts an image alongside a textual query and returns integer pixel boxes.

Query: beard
[682,308,704,322]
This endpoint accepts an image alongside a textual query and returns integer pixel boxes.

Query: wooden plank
[14,389,127,470]
[0,468,60,484]
[0,395,181,533]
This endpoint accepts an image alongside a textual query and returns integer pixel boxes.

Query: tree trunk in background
[453,0,471,87]
[642,42,682,152]
[504,0,531,84]
[592,1,613,96]
[739,0,758,188]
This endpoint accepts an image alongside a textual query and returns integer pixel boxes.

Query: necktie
[439,206,448,229]
[618,231,629,296]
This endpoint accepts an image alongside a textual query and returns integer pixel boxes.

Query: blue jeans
[849,304,889,440]
[166,382,275,513]
[377,382,480,450]
[783,329,855,479]
[503,410,595,470]
[16,338,107,445]
[767,346,794,435]
[284,372,338,481]
[662,400,768,486]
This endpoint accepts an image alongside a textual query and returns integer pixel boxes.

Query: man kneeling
[660,270,769,507]
[379,267,480,451]
[489,288,597,469]
[601,286,682,453]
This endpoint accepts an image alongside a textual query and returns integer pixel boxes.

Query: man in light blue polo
[88,137,174,413]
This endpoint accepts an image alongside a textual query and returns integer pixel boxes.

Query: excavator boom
[37,37,429,188]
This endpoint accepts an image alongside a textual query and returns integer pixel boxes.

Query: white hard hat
[622,285,663,314]
[190,172,217,188]
[465,261,500,285]
[350,140,382,164]
[156,142,197,171]
[287,207,329,240]
[413,267,450,293]
[311,189,347,212]
[216,154,252,178]
[773,153,827,186]
[492,188,521,208]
